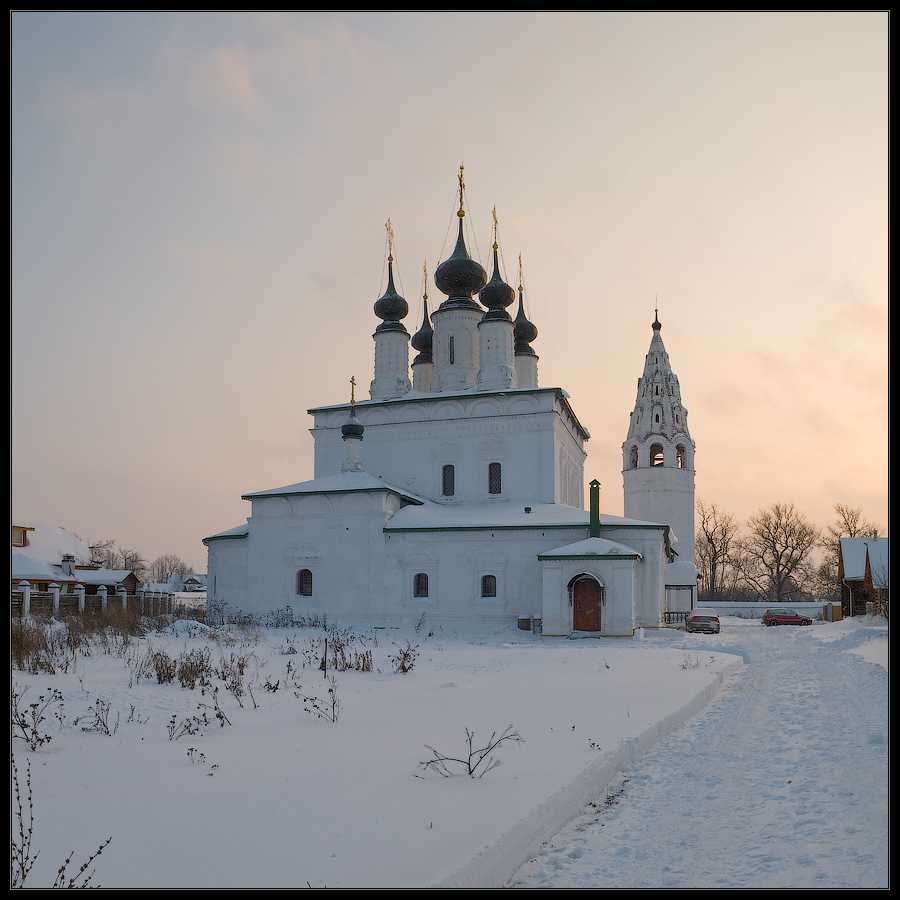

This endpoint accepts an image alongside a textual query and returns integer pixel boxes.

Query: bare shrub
[295,676,341,723]
[177,647,212,689]
[216,652,253,707]
[186,746,219,776]
[419,725,523,778]
[75,698,120,736]
[389,641,420,674]
[10,620,71,674]
[124,645,155,688]
[198,685,232,728]
[11,753,111,888]
[151,650,177,684]
[11,684,65,751]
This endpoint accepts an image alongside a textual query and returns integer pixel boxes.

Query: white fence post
[19,580,31,617]
[76,583,85,613]
[98,585,108,611]
[117,585,127,612]
[49,583,60,618]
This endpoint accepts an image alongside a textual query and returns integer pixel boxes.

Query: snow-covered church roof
[385,501,666,532]
[241,471,426,505]
[538,537,642,560]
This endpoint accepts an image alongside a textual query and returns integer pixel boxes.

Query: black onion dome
[479,246,515,320]
[434,219,487,302]
[514,286,538,355]
[652,309,662,331]
[341,407,365,440]
[373,258,409,328]
[410,299,433,364]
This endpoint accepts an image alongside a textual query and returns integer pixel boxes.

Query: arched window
[654,385,659,395]
[655,413,660,423]
[413,573,429,598]
[676,445,686,469]
[650,444,665,466]
[481,575,497,598]
[296,569,313,596]
[488,462,502,494]
[629,445,639,469]
[442,464,455,496]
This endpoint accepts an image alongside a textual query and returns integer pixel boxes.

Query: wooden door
[573,579,601,631]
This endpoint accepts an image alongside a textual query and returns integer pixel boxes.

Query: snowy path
[510,619,889,888]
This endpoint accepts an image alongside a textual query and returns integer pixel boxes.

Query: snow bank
[849,639,888,671]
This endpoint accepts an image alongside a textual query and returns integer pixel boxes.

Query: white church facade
[204,169,697,636]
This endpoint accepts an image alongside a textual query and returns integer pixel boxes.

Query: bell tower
[622,309,696,568]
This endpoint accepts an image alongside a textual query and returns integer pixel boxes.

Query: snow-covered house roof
[840,537,889,587]
[11,524,92,582]
[184,573,207,585]
[241,471,426,505]
[538,537,642,560]
[72,568,134,586]
[384,501,666,532]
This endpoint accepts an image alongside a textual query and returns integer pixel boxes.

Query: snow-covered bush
[151,650,177,684]
[389,641,420,674]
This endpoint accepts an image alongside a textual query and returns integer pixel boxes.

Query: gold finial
[349,375,357,405]
[517,253,524,292]
[422,259,428,300]
[457,163,465,218]
[385,218,395,262]
[491,205,499,251]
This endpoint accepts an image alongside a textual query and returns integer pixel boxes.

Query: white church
[204,169,697,636]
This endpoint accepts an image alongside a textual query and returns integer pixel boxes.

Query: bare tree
[695,501,739,598]
[149,554,192,585]
[114,547,147,578]
[733,503,820,601]
[88,538,118,568]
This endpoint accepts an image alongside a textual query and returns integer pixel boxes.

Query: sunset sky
[11,11,888,570]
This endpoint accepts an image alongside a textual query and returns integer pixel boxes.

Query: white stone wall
[623,466,695,569]
[206,538,248,614]
[311,390,586,506]
[476,319,516,390]
[540,559,637,637]
[239,491,402,619]
[515,354,539,390]
[370,330,411,400]
[382,527,586,622]
[431,307,482,391]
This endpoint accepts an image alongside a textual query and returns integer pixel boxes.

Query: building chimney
[61,554,76,578]
[589,479,601,538]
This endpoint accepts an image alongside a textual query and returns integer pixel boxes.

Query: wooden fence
[10,582,174,619]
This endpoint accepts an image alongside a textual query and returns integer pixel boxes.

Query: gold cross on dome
[349,375,356,405]
[385,219,395,262]
[457,163,465,217]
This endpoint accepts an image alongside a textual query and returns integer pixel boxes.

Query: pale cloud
[187,44,257,111]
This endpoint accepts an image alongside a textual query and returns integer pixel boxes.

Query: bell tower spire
[622,309,696,588]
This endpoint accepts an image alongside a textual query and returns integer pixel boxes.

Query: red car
[762,608,812,627]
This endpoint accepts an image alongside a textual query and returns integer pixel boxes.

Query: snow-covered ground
[11,619,738,888]
[510,617,889,888]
